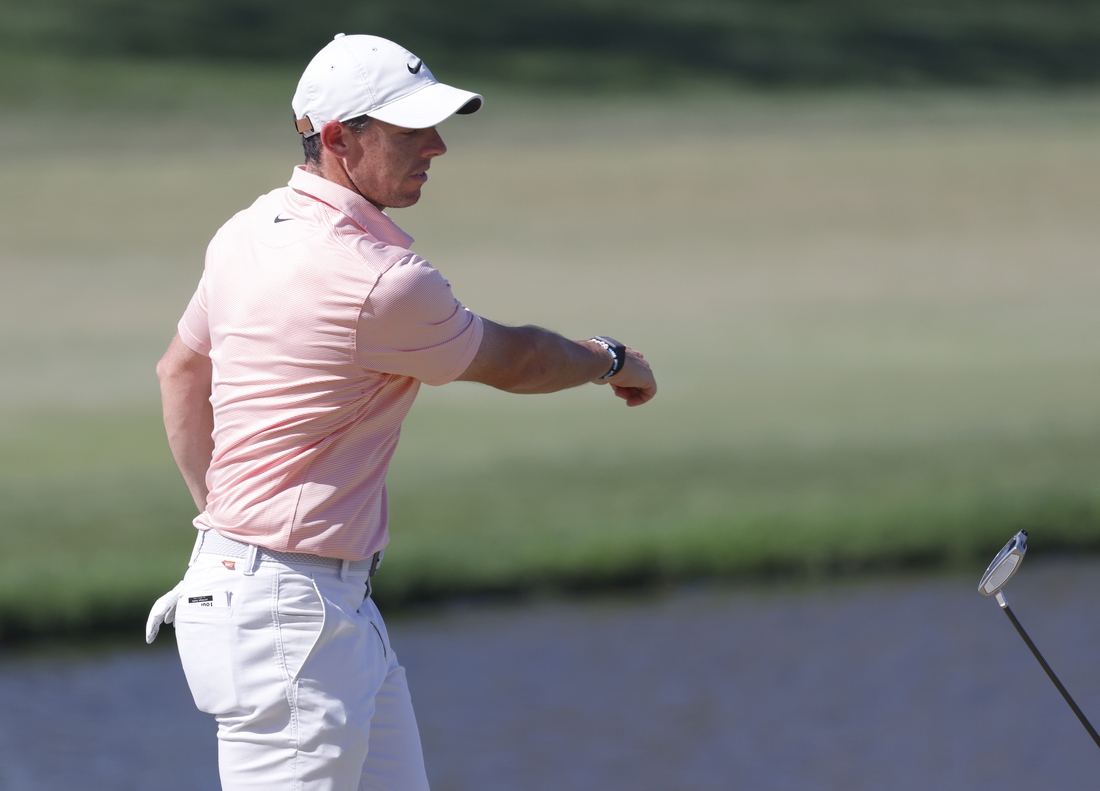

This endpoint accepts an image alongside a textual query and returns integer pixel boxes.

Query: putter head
[978,530,1028,596]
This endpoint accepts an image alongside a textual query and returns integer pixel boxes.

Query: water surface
[2,559,1098,790]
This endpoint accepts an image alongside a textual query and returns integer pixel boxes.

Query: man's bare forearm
[492,325,610,394]
[457,319,657,405]
[157,334,215,512]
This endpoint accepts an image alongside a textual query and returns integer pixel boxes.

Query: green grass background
[2,58,1100,638]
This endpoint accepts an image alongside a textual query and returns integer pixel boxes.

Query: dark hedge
[4,0,1100,87]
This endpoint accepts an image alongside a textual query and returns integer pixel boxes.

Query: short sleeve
[177,271,212,356]
[356,254,483,385]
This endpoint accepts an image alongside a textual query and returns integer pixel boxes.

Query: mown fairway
[2,73,1100,635]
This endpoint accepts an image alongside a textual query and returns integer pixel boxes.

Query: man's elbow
[156,338,211,389]
[155,354,173,385]
[459,324,554,393]
[156,351,190,386]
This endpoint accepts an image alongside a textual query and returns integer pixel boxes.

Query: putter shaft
[996,592,1100,751]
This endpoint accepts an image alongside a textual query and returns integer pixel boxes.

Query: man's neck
[306,160,385,212]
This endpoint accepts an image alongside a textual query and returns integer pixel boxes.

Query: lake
[1,558,1098,790]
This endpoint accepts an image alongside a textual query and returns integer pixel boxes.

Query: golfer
[147,33,656,789]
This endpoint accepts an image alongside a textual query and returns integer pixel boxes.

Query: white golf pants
[173,551,429,790]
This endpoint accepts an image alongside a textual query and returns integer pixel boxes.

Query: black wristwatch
[589,336,626,380]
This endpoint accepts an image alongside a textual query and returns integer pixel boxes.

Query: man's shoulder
[336,223,417,275]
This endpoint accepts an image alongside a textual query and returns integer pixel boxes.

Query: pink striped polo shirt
[177,166,484,560]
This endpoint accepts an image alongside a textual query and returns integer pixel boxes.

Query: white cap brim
[366,82,483,129]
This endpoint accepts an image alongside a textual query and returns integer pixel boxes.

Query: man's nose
[424,127,447,158]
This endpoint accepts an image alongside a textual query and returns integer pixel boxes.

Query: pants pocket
[275,571,325,682]
[175,603,238,715]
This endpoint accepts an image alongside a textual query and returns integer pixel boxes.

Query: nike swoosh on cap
[407,60,423,74]
[274,215,293,223]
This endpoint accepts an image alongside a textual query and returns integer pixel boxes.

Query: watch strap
[590,336,626,380]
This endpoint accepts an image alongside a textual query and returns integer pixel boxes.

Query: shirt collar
[288,166,415,249]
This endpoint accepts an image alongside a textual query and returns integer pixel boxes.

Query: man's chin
[387,190,422,209]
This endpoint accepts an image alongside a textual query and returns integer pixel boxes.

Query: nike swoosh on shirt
[274,215,293,223]
[408,60,423,74]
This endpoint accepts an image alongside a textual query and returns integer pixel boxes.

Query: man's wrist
[589,336,625,380]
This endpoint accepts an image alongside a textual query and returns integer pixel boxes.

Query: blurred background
[1,1,1100,788]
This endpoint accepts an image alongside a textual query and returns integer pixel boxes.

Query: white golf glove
[145,581,184,644]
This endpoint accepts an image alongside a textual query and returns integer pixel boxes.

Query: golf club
[979,529,1100,750]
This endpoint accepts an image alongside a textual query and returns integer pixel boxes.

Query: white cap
[292,33,482,136]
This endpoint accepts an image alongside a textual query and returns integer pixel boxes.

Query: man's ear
[319,121,353,159]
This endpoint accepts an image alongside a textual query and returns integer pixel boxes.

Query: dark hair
[301,114,372,165]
